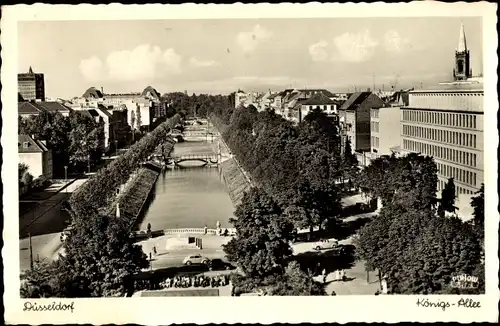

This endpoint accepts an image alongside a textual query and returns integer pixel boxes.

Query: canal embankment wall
[219,158,252,207]
[209,118,252,207]
[114,136,177,230]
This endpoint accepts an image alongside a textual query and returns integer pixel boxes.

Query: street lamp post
[64,166,68,193]
[87,154,91,174]
[115,140,118,156]
[29,232,33,270]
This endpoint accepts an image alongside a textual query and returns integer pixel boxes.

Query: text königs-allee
[23,301,75,313]
[416,298,481,311]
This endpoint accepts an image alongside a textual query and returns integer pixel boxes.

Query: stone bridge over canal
[166,154,220,166]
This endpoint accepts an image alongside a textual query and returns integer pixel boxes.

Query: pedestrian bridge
[166,154,219,165]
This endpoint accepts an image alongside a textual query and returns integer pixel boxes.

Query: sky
[18,17,482,99]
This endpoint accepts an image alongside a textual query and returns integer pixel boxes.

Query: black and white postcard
[2,2,498,324]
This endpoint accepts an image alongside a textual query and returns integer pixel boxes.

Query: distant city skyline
[18,17,482,99]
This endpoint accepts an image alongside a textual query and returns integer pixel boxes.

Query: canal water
[138,140,234,231]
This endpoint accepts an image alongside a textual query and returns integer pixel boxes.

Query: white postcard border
[2,2,498,324]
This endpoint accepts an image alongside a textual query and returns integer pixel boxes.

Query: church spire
[453,23,471,81]
[457,23,467,52]
[28,66,34,74]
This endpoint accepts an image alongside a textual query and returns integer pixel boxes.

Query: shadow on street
[326,217,372,241]
[19,193,73,239]
[292,244,357,276]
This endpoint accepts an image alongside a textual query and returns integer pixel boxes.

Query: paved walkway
[19,178,89,272]
[19,178,78,202]
[318,261,381,295]
[292,194,381,295]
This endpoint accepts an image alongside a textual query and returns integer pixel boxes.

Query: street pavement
[19,178,89,272]
[139,233,231,270]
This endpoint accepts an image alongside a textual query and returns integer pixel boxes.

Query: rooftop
[18,101,45,115]
[37,101,72,113]
[82,87,104,99]
[141,86,161,100]
[18,134,49,153]
[339,92,373,111]
[301,92,337,106]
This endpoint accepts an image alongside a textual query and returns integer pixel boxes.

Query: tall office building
[401,24,483,195]
[18,67,45,101]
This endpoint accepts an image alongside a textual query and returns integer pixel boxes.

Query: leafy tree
[355,154,397,204]
[341,138,359,189]
[391,215,481,294]
[470,183,484,242]
[357,153,438,211]
[130,110,136,142]
[19,163,34,188]
[68,121,103,171]
[20,259,88,298]
[439,177,456,216]
[19,111,72,177]
[223,187,294,278]
[63,212,149,297]
[21,261,61,298]
[265,262,326,296]
[136,105,142,131]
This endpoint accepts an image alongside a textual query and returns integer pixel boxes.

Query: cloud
[79,56,105,82]
[308,40,329,62]
[79,44,182,82]
[189,57,219,68]
[332,30,378,62]
[384,30,411,53]
[236,25,273,53]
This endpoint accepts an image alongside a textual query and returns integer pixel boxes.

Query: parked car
[313,238,339,251]
[182,254,210,266]
[60,226,74,242]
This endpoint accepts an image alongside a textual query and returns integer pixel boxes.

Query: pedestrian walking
[153,246,157,255]
[322,268,327,283]
[341,269,346,281]
[204,225,208,235]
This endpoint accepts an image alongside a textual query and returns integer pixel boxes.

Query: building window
[473,134,476,148]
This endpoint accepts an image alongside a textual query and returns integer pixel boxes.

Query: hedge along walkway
[69,114,181,218]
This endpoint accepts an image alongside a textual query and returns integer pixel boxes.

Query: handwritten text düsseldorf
[23,301,75,313]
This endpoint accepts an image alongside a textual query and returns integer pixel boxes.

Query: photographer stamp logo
[451,274,479,289]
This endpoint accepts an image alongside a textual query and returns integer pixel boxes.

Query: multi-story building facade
[74,86,164,130]
[400,24,483,195]
[288,93,339,124]
[370,91,410,159]
[339,91,385,157]
[18,67,45,101]
[235,90,249,108]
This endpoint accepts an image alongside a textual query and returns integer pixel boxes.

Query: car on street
[313,238,339,251]
[60,226,74,242]
[182,254,210,266]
